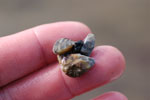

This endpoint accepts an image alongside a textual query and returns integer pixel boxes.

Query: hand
[0,21,127,100]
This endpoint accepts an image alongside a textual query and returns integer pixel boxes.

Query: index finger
[0,21,90,87]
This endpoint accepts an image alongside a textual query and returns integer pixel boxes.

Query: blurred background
[0,0,149,100]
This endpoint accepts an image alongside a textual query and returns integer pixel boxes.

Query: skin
[0,21,127,100]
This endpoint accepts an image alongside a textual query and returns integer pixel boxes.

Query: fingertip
[92,91,128,100]
[34,21,91,41]
[92,45,126,81]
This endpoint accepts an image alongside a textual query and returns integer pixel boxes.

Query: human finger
[0,21,90,87]
[0,46,125,100]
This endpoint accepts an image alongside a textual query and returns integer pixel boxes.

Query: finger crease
[59,68,75,98]
[32,29,49,66]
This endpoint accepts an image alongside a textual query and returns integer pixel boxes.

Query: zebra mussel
[53,33,95,77]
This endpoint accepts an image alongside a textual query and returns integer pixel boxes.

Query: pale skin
[0,21,128,100]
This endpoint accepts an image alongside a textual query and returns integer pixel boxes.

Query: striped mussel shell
[53,38,75,55]
[58,54,95,77]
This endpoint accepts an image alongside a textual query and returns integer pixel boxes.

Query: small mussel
[53,33,95,77]
[58,54,95,77]
[53,38,75,55]
[81,34,95,56]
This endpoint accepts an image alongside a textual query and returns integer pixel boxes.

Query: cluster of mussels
[53,34,95,77]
